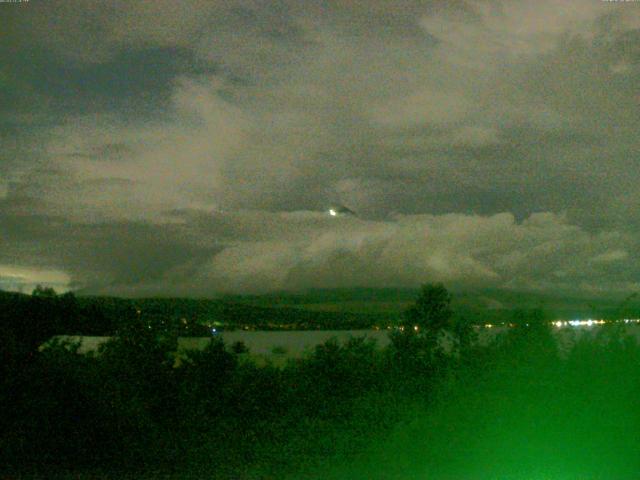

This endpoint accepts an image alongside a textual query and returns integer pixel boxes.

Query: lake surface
[48,323,640,359]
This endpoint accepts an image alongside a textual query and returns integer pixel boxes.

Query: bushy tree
[92,317,179,466]
[391,283,454,361]
[231,340,250,354]
[31,285,57,298]
[405,283,453,337]
[1,287,81,360]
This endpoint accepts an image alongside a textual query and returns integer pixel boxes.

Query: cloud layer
[2,0,640,295]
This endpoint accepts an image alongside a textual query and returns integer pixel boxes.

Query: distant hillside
[3,287,640,338]
[0,290,393,337]
[92,295,392,330]
[222,287,640,323]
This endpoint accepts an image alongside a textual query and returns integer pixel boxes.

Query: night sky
[1,1,639,295]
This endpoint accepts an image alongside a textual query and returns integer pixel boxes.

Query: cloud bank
[2,0,640,295]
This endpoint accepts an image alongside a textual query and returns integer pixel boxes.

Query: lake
[46,322,640,359]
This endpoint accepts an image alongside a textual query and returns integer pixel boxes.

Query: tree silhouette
[31,285,57,298]
[231,340,250,354]
[405,283,453,337]
[388,283,456,380]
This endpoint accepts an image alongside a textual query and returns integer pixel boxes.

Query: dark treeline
[0,288,386,344]
[2,284,640,479]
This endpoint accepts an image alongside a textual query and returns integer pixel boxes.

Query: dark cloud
[2,0,640,294]
[0,212,220,293]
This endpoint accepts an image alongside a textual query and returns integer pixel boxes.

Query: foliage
[231,340,250,354]
[404,283,453,335]
[4,285,640,479]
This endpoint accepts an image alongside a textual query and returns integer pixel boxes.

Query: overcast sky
[1,0,639,296]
